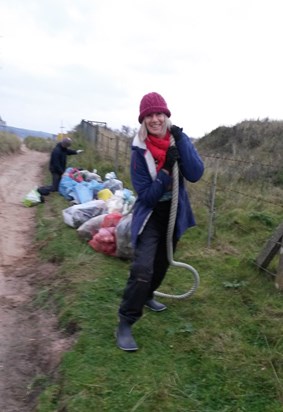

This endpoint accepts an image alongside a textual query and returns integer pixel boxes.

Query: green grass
[32,137,283,412]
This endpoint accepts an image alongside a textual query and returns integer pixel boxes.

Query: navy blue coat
[49,142,77,175]
[130,131,204,247]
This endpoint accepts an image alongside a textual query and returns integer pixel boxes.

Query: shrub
[0,132,21,154]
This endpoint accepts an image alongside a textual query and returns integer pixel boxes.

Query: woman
[117,92,204,351]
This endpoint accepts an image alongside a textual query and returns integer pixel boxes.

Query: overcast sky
[1,0,283,138]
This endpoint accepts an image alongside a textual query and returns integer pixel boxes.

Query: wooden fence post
[114,135,119,174]
[275,238,283,290]
[207,156,219,247]
[255,222,283,268]
[256,222,283,289]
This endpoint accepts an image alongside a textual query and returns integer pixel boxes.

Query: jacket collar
[132,135,157,180]
[132,134,146,149]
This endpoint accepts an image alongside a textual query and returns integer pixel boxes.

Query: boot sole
[144,305,167,312]
[117,344,138,352]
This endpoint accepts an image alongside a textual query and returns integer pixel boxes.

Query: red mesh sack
[101,212,122,228]
[88,227,117,256]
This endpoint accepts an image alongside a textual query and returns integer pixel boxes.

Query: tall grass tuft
[25,136,56,152]
[0,131,21,154]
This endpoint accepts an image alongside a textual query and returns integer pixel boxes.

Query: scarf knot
[145,131,170,171]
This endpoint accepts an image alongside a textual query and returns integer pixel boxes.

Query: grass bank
[33,137,283,412]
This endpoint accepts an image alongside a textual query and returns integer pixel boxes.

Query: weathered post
[207,156,219,247]
[114,134,119,174]
[256,222,283,290]
[275,238,283,291]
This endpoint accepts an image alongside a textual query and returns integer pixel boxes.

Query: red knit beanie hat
[138,92,171,123]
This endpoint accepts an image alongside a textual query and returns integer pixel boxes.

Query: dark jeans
[50,172,62,191]
[119,201,177,324]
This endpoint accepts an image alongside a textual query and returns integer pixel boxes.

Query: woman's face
[144,113,166,137]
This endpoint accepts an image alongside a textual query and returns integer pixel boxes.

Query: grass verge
[32,139,283,412]
[34,206,283,411]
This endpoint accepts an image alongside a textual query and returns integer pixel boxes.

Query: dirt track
[0,146,71,411]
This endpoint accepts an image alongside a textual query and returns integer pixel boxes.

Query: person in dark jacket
[116,92,204,351]
[40,137,83,194]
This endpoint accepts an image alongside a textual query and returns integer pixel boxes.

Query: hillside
[195,119,283,185]
[0,124,56,140]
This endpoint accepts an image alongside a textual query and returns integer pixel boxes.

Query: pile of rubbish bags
[61,167,135,259]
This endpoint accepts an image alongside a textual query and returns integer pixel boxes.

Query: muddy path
[0,146,71,411]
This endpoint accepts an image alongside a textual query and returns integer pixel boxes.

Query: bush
[0,132,21,155]
[24,136,56,152]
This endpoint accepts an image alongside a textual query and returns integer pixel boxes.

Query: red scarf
[145,131,170,171]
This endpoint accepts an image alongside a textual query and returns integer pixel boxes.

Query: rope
[154,137,200,299]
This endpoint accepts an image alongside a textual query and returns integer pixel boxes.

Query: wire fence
[80,121,283,284]
[79,120,132,173]
[189,152,283,282]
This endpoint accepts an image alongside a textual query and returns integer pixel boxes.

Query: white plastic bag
[22,189,42,207]
[62,199,106,228]
[115,213,133,259]
[77,214,106,240]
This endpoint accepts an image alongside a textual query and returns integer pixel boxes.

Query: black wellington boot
[116,317,138,351]
[145,299,167,312]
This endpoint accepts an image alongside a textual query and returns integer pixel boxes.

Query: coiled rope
[154,137,200,299]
